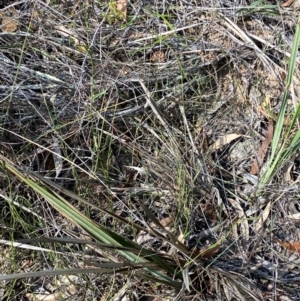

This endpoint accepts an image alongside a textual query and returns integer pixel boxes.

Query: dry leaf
[254,201,271,232]
[159,216,173,228]
[117,0,127,21]
[281,0,295,7]
[190,241,221,259]
[277,295,293,301]
[293,0,300,9]
[177,228,185,244]
[210,134,242,151]
[200,201,217,222]
[228,198,249,240]
[149,216,174,230]
[250,119,273,175]
[150,51,166,62]
[26,293,58,301]
[272,236,300,253]
[2,16,17,32]
[136,217,174,245]
[135,230,152,244]
[283,160,294,182]
[287,213,300,220]
[1,8,18,33]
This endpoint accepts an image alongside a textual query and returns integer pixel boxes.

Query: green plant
[103,1,125,24]
[0,153,187,288]
[259,13,300,190]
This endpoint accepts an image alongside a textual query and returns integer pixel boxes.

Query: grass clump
[1,0,300,300]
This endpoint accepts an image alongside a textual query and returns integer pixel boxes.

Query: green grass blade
[0,155,181,287]
[260,13,300,188]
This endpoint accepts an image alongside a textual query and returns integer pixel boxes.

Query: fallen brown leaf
[190,241,221,259]
[158,216,173,228]
[254,201,271,232]
[287,213,300,220]
[272,236,300,253]
[177,228,185,244]
[1,7,18,33]
[117,0,127,21]
[210,134,242,151]
[281,0,295,7]
[150,51,166,62]
[283,160,294,182]
[228,198,249,240]
[250,119,273,175]
[149,216,174,229]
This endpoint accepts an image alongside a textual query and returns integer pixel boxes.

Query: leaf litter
[0,0,300,300]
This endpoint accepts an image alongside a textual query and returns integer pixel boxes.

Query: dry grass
[1,0,300,300]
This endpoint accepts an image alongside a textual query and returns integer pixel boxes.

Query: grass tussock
[1,0,300,300]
